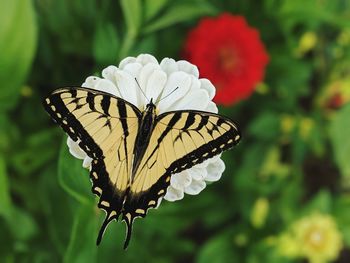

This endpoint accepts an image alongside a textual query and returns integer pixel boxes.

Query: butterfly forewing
[43,87,142,235]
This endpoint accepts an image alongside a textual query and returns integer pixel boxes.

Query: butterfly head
[145,98,157,115]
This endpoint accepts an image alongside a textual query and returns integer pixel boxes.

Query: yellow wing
[43,87,141,243]
[121,110,240,246]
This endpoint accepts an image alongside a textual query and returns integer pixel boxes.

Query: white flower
[67,54,225,202]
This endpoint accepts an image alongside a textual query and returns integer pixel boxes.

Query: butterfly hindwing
[122,110,240,244]
[43,87,142,243]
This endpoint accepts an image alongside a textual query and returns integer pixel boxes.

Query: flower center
[218,47,238,72]
[305,228,326,250]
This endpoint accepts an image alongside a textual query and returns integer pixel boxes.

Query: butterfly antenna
[158,87,179,103]
[134,78,149,102]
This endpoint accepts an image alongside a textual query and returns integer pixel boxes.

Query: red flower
[183,13,269,105]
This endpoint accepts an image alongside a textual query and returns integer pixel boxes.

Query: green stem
[119,30,137,60]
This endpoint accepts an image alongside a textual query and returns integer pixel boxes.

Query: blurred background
[1,0,350,262]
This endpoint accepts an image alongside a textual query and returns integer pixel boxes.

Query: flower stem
[119,30,137,60]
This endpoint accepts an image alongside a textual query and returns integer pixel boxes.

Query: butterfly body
[132,100,156,176]
[43,87,241,249]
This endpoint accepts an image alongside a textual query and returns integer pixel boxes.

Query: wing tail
[122,213,134,250]
[96,211,119,245]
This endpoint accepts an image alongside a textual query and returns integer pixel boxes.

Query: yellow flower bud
[234,233,248,247]
[250,197,269,228]
[21,85,33,97]
[295,31,318,57]
[337,29,350,46]
[299,117,314,140]
[280,115,295,134]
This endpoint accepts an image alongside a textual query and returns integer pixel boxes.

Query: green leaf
[144,0,169,21]
[330,104,350,176]
[0,155,11,218]
[7,207,38,241]
[93,23,119,65]
[334,195,350,246]
[131,34,157,56]
[63,203,98,263]
[305,190,332,213]
[11,129,59,176]
[248,111,280,140]
[58,138,93,204]
[0,0,37,111]
[39,165,75,255]
[268,49,312,105]
[0,114,13,151]
[143,3,216,34]
[277,0,350,31]
[197,231,238,263]
[247,240,293,263]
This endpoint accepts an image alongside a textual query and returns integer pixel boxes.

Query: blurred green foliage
[1,0,350,262]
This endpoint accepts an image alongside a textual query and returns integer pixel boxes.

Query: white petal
[160,58,178,76]
[172,89,209,111]
[177,60,199,78]
[94,79,119,97]
[101,66,125,97]
[122,62,143,79]
[67,137,86,159]
[101,65,119,82]
[155,197,163,208]
[184,179,206,195]
[164,187,184,201]
[157,72,191,113]
[189,166,207,181]
[82,156,93,168]
[139,63,161,107]
[113,70,139,106]
[205,158,225,182]
[193,160,211,169]
[120,63,144,107]
[205,101,218,113]
[146,70,167,103]
[139,63,161,88]
[82,76,119,97]
[82,76,101,89]
[194,155,221,169]
[136,54,158,65]
[190,76,201,90]
[200,78,216,100]
[170,171,192,190]
[119,57,137,69]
